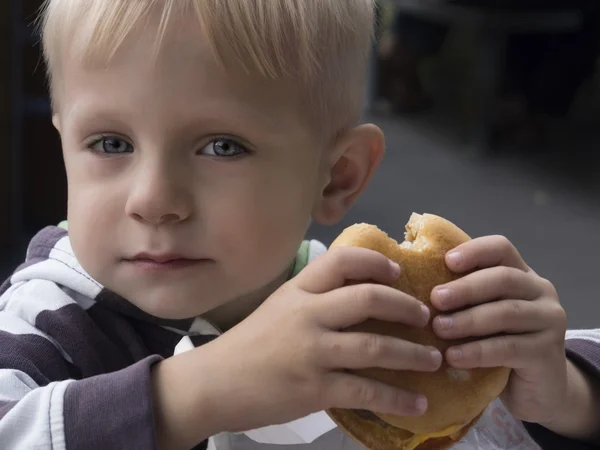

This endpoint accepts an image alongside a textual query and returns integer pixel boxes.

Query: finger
[445,333,546,370]
[433,299,550,340]
[325,372,428,417]
[317,284,430,330]
[319,332,442,372]
[446,235,529,274]
[431,266,542,311]
[295,247,400,294]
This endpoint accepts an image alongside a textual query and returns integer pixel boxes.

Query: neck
[201,267,291,332]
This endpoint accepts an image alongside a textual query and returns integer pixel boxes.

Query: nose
[125,157,193,226]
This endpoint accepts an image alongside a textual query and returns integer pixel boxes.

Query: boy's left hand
[430,235,568,426]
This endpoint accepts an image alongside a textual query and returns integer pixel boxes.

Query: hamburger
[326,213,511,450]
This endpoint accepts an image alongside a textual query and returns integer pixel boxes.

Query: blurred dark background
[3,0,66,274]
[3,0,600,327]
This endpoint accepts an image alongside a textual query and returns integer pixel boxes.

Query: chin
[125,279,240,320]
[128,291,214,320]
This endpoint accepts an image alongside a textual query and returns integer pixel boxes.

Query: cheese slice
[403,423,465,450]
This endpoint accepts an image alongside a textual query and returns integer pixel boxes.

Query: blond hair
[40,0,375,137]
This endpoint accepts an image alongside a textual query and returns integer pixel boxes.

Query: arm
[152,345,225,450]
[0,313,164,450]
[553,332,600,442]
[0,271,171,450]
[0,228,221,450]
[525,329,600,447]
[535,358,600,443]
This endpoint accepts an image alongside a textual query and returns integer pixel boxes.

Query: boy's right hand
[153,247,442,449]
[210,247,441,429]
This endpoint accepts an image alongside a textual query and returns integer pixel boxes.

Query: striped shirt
[0,226,598,449]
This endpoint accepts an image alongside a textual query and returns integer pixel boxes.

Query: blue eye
[199,138,247,158]
[89,137,133,154]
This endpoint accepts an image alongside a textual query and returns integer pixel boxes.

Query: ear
[52,114,61,133]
[312,123,385,226]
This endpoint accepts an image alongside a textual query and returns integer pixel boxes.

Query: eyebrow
[63,96,305,145]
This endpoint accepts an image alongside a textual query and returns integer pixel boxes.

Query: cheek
[207,165,317,274]
[66,175,126,283]
[67,167,125,234]
[64,142,127,222]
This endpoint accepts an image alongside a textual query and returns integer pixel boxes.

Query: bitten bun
[326,213,510,450]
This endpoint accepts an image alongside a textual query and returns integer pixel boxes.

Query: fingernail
[437,316,453,331]
[389,260,401,277]
[428,347,442,366]
[449,348,463,361]
[415,396,428,414]
[435,288,452,308]
[447,252,463,267]
[420,305,431,322]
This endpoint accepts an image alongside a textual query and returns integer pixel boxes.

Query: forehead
[55,14,311,138]
[58,10,279,92]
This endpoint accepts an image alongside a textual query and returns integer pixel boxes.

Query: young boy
[0,1,599,449]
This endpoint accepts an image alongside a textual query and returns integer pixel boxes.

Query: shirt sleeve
[523,329,600,450]
[0,304,163,450]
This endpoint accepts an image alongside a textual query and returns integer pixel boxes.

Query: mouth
[124,253,212,271]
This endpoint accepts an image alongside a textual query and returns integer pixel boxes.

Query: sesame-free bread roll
[327,213,510,450]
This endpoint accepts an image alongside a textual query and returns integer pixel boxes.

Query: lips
[124,253,210,271]
[131,253,191,264]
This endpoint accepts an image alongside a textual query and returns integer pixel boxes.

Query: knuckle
[296,336,320,367]
[451,310,474,336]
[295,295,317,322]
[503,300,523,321]
[446,279,470,306]
[328,247,383,270]
[360,334,384,360]
[502,337,521,359]
[463,308,476,330]
[356,382,379,409]
[494,235,523,263]
[470,340,485,363]
[318,377,336,408]
[493,235,514,252]
[548,333,567,354]
[326,247,349,268]
[454,280,470,302]
[354,284,378,310]
[548,303,567,330]
[315,333,339,360]
[497,266,518,286]
[316,381,332,409]
[539,277,559,297]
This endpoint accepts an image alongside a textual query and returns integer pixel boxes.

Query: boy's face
[53,20,332,320]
